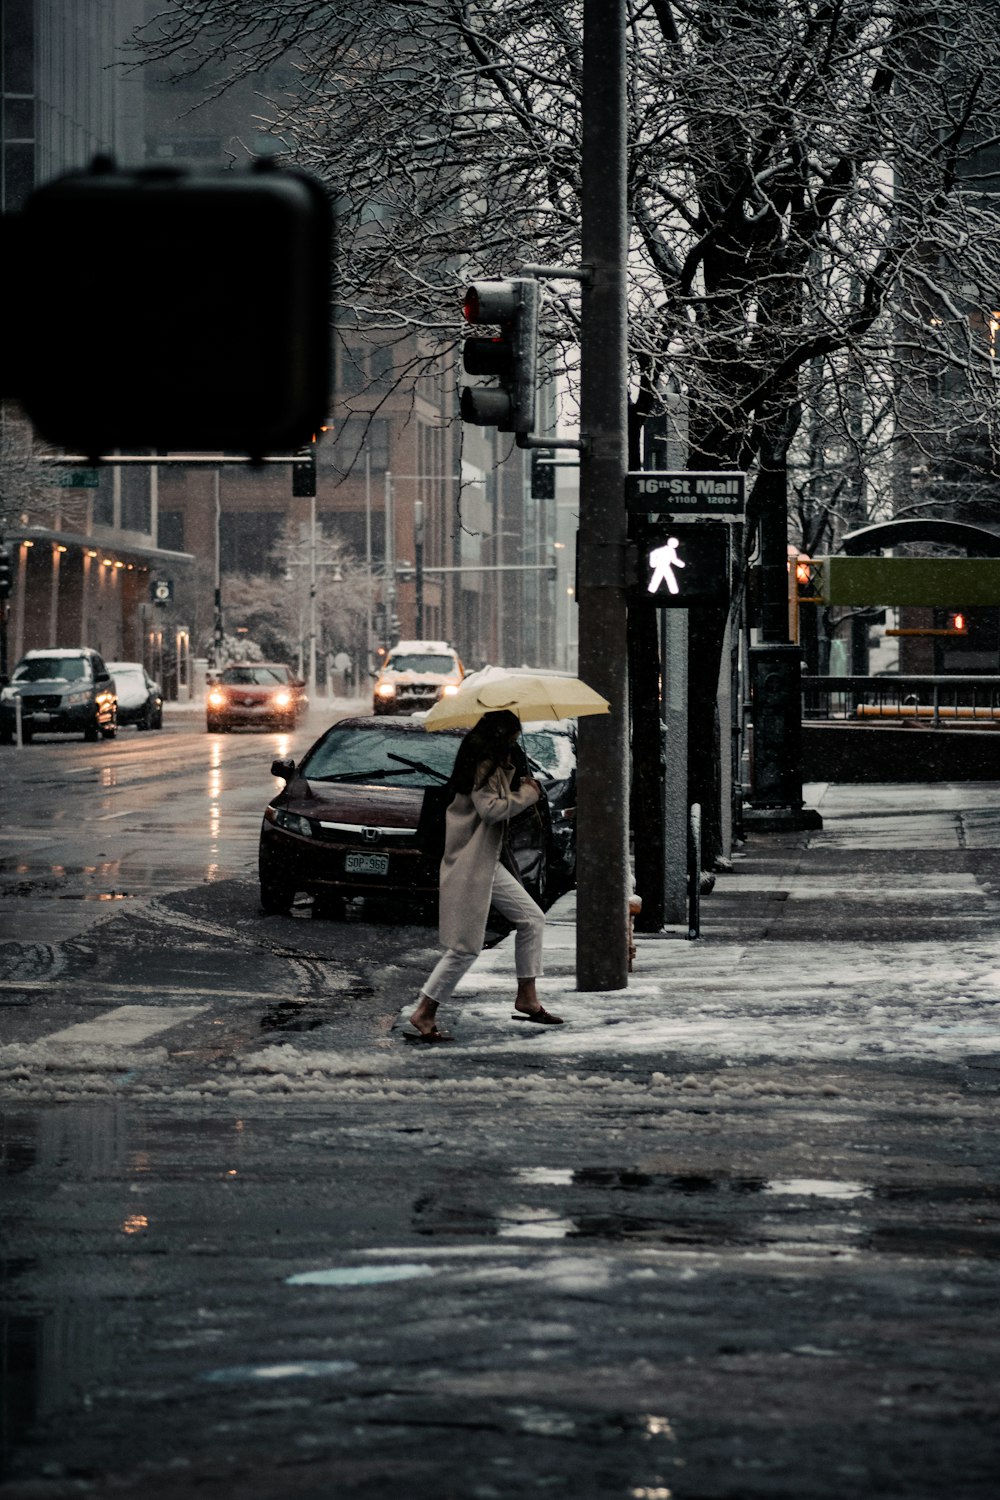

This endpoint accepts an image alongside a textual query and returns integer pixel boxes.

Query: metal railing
[802,675,1000,727]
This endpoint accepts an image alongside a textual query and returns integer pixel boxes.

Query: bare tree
[0,406,88,536]
[135,0,1000,851]
[215,518,371,669]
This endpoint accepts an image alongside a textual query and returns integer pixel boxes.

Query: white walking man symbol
[647,536,685,594]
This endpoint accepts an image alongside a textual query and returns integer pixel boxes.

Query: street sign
[42,468,101,488]
[631,523,731,608]
[625,470,745,516]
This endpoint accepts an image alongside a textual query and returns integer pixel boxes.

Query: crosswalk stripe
[39,1004,208,1046]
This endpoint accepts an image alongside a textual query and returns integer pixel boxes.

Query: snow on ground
[2,781,998,1102]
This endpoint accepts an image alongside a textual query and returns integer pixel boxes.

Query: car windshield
[522,729,575,778]
[13,656,89,683]
[385,654,456,674]
[221,666,289,686]
[303,726,462,787]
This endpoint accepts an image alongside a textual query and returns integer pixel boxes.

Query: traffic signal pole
[576,0,630,991]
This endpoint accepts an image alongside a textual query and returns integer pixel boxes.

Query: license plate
[345,852,389,876]
[32,712,51,723]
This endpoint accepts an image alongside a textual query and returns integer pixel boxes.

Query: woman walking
[406,709,564,1042]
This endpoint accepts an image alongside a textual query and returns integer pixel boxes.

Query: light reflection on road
[0,717,325,932]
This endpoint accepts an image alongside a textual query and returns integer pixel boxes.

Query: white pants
[422,863,545,1005]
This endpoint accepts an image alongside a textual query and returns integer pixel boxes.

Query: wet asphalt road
[1,714,999,1498]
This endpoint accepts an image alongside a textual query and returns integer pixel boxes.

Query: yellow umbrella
[423,670,610,730]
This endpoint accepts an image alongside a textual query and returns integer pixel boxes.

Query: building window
[92,468,114,526]
[2,0,34,93]
[324,418,389,476]
[120,468,151,533]
[158,511,185,552]
[220,511,285,574]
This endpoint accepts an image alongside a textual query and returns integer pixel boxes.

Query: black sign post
[626,476,742,934]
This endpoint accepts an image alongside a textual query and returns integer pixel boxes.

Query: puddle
[260,1001,324,1035]
[496,1205,576,1239]
[870,1225,1000,1259]
[57,891,138,901]
[286,1263,434,1288]
[763,1179,871,1200]
[200,1359,358,1383]
[511,1167,575,1187]
[571,1167,768,1195]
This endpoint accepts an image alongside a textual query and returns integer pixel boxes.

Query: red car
[258,715,573,917]
[206,663,308,732]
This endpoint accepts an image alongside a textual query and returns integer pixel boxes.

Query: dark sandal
[511,1006,564,1025]
[401,1025,454,1044]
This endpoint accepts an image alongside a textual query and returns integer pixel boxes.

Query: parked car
[0,648,117,743]
[107,661,163,730]
[521,720,577,889]
[258,714,576,917]
[372,640,464,715]
[206,662,307,732]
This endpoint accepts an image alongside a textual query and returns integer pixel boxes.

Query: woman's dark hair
[449,709,521,794]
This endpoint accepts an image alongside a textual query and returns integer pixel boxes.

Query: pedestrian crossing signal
[632,523,730,607]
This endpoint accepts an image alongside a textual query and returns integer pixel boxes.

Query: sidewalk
[426,780,1000,1067]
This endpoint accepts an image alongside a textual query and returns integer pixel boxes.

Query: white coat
[438,760,540,955]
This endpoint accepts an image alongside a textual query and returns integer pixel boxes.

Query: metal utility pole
[212,467,223,668]
[308,489,318,699]
[414,499,425,637]
[576,0,630,990]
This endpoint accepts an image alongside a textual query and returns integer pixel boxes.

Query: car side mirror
[271,757,296,781]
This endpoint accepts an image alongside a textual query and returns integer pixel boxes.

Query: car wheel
[260,874,295,915]
[84,719,99,742]
[20,726,33,745]
[152,710,163,730]
[206,718,223,733]
[101,719,117,739]
[0,730,11,746]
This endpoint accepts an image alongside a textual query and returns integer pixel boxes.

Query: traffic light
[292,440,316,497]
[461,278,539,434]
[531,447,556,499]
[0,547,11,600]
[11,161,332,454]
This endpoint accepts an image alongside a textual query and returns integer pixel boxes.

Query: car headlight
[0,687,16,703]
[274,690,292,708]
[65,690,91,707]
[442,683,460,697]
[271,807,314,837]
[376,683,396,698]
[207,689,226,708]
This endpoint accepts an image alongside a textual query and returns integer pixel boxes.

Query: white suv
[372,640,464,716]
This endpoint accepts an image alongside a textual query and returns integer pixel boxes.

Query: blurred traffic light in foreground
[2,160,332,456]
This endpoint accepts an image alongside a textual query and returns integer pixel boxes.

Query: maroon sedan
[206,662,307,732]
[258,715,569,918]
